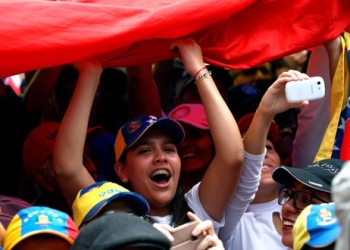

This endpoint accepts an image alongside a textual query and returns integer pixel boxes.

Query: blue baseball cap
[114,115,184,162]
[293,203,340,250]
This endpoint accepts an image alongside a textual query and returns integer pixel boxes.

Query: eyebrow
[291,184,317,194]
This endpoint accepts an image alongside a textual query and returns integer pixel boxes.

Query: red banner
[1,0,350,77]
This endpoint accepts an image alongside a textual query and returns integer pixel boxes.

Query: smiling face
[281,181,331,248]
[116,128,181,217]
[177,123,214,173]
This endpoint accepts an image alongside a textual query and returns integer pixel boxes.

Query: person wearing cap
[272,158,345,249]
[293,203,340,250]
[53,38,243,237]
[72,213,172,250]
[72,181,150,228]
[220,113,290,250]
[3,206,79,250]
[168,103,214,192]
[19,121,101,216]
[218,69,311,250]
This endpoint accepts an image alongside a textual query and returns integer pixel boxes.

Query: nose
[283,197,298,213]
[154,149,167,164]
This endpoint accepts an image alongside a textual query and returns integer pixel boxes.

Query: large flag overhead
[1,0,350,77]
[314,32,350,161]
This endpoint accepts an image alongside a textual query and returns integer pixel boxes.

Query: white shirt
[227,199,291,250]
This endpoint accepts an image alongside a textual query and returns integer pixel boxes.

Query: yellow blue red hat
[3,206,78,250]
[293,203,341,250]
[115,115,184,162]
[72,181,150,228]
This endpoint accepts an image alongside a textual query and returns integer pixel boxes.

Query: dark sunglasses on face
[278,187,329,210]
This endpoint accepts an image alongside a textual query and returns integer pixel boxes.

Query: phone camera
[317,81,321,85]
[191,236,199,241]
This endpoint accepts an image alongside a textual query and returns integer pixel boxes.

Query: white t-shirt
[150,151,263,237]
[218,151,265,248]
[227,199,291,250]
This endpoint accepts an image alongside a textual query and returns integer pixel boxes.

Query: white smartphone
[170,221,204,250]
[285,76,325,103]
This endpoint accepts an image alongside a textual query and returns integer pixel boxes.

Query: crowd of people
[0,30,349,250]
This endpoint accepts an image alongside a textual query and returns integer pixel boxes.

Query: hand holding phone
[170,221,204,250]
[285,76,325,103]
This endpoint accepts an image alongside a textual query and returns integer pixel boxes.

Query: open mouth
[150,169,170,184]
[262,165,273,171]
[283,220,294,228]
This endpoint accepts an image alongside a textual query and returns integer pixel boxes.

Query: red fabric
[1,0,350,77]
[340,119,350,160]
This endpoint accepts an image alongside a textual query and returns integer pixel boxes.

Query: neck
[149,204,170,218]
[250,183,279,204]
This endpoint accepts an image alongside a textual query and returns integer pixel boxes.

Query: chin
[282,236,293,248]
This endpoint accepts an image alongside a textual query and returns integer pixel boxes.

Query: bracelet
[193,66,207,79]
[194,71,212,84]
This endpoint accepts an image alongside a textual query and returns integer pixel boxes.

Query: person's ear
[114,162,128,183]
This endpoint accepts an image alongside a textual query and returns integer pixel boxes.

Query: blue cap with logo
[114,115,184,162]
[293,203,340,250]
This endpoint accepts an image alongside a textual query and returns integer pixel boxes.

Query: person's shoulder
[0,195,32,228]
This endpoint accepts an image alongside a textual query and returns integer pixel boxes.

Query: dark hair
[168,179,193,226]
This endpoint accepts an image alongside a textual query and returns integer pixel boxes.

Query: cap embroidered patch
[115,115,184,162]
[3,206,78,250]
[272,158,345,193]
[293,203,340,250]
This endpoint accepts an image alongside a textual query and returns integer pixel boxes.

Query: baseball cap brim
[83,192,149,224]
[168,104,209,130]
[176,118,209,130]
[125,118,184,150]
[307,224,340,247]
[272,166,331,193]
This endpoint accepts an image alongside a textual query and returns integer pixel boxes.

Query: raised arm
[293,35,343,167]
[325,36,342,81]
[53,59,102,207]
[172,39,244,221]
[244,70,309,155]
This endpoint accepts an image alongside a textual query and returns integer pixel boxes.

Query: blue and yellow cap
[114,115,184,162]
[293,203,341,250]
[3,206,78,250]
[72,181,150,228]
